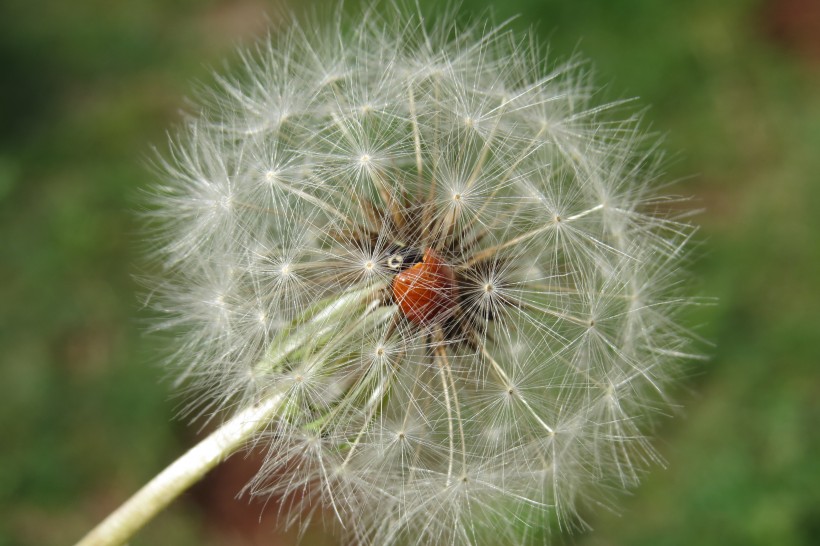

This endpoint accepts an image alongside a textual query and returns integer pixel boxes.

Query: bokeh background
[2,0,819,544]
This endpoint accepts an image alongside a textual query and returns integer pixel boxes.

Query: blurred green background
[1,0,818,545]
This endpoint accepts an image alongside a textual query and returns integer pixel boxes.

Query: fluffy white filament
[145,3,698,545]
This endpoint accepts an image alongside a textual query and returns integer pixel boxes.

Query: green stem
[74,391,286,546]
[75,282,390,546]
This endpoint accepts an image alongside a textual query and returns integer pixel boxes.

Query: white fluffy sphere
[147,4,698,544]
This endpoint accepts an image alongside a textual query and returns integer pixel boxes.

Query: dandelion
[78,3,699,545]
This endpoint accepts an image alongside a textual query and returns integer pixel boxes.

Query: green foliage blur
[1,0,818,544]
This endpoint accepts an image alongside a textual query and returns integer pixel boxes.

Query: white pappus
[141,3,700,545]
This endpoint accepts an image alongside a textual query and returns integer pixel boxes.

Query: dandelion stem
[77,285,391,546]
[74,390,287,546]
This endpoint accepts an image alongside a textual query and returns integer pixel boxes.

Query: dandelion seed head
[146,2,699,544]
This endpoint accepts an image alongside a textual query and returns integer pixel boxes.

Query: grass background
[1,0,818,544]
